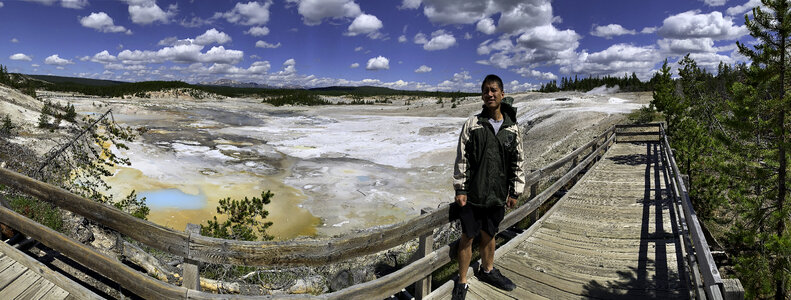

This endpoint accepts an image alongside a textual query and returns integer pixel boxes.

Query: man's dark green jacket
[453,102,526,207]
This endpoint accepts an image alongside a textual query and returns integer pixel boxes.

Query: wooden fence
[0,123,739,299]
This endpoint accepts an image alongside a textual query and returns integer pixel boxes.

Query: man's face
[482,81,504,110]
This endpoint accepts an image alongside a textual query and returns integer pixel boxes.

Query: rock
[288,276,327,294]
[329,267,375,291]
[72,218,93,244]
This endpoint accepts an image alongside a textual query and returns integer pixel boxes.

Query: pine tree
[38,104,51,128]
[724,1,791,298]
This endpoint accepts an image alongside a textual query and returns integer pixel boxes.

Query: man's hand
[506,196,517,209]
[455,194,467,207]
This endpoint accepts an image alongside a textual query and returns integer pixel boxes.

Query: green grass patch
[7,194,63,232]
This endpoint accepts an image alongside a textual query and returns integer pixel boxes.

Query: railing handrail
[0,125,617,267]
[659,123,724,300]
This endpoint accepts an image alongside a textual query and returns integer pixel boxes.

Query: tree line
[650,1,791,298]
[538,72,653,93]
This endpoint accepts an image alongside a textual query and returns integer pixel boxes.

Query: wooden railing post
[414,208,433,299]
[529,181,539,223]
[184,223,201,291]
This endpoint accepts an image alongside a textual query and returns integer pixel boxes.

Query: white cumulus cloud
[346,13,383,37]
[517,24,580,51]
[117,44,244,65]
[244,26,269,36]
[726,0,761,16]
[61,0,87,9]
[702,0,727,6]
[87,50,117,63]
[45,54,74,66]
[124,0,175,25]
[80,12,132,34]
[255,40,281,48]
[423,30,456,51]
[658,10,747,40]
[399,0,420,9]
[350,63,359,68]
[398,35,407,43]
[289,0,361,25]
[0,2,4,8]
[563,44,659,79]
[10,53,32,61]
[477,17,496,35]
[513,67,557,80]
[217,1,272,25]
[590,24,636,39]
[366,56,389,70]
[414,65,432,73]
[194,28,231,45]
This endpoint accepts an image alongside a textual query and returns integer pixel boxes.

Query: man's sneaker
[477,267,516,291]
[451,282,468,300]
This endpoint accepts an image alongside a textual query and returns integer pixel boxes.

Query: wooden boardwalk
[0,252,69,299]
[0,238,102,300]
[434,142,690,299]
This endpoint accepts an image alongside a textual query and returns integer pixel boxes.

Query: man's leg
[457,233,474,283]
[478,230,495,272]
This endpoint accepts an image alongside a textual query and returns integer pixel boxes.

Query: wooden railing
[657,123,741,300]
[3,122,740,299]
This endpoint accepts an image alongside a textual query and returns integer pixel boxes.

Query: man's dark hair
[481,74,504,92]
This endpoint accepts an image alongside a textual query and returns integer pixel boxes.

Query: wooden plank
[0,254,18,273]
[0,260,26,290]
[0,206,187,300]
[17,277,57,299]
[0,234,103,299]
[497,258,686,299]
[18,277,55,299]
[0,269,40,299]
[41,286,69,300]
[465,276,515,300]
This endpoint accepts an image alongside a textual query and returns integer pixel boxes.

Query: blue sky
[0,0,760,92]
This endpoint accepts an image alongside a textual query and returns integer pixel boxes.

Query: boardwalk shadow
[582,266,683,299]
[608,153,647,166]
[581,142,688,299]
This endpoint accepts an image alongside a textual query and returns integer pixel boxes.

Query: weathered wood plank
[498,259,686,299]
[17,277,56,300]
[0,269,40,299]
[41,286,69,300]
[0,236,102,299]
[0,260,26,290]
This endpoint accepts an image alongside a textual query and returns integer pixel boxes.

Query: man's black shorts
[457,204,505,238]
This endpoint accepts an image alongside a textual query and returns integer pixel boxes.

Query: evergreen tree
[724,1,791,298]
[38,104,51,128]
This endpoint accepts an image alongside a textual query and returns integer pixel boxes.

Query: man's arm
[453,118,474,206]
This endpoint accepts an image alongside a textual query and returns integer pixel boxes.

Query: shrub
[113,190,150,220]
[7,192,63,232]
[201,191,274,241]
[1,114,14,135]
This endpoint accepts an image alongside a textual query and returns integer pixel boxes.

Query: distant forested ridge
[1,73,477,101]
[538,72,653,93]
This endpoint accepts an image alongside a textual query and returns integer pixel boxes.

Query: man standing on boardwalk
[451,74,525,299]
